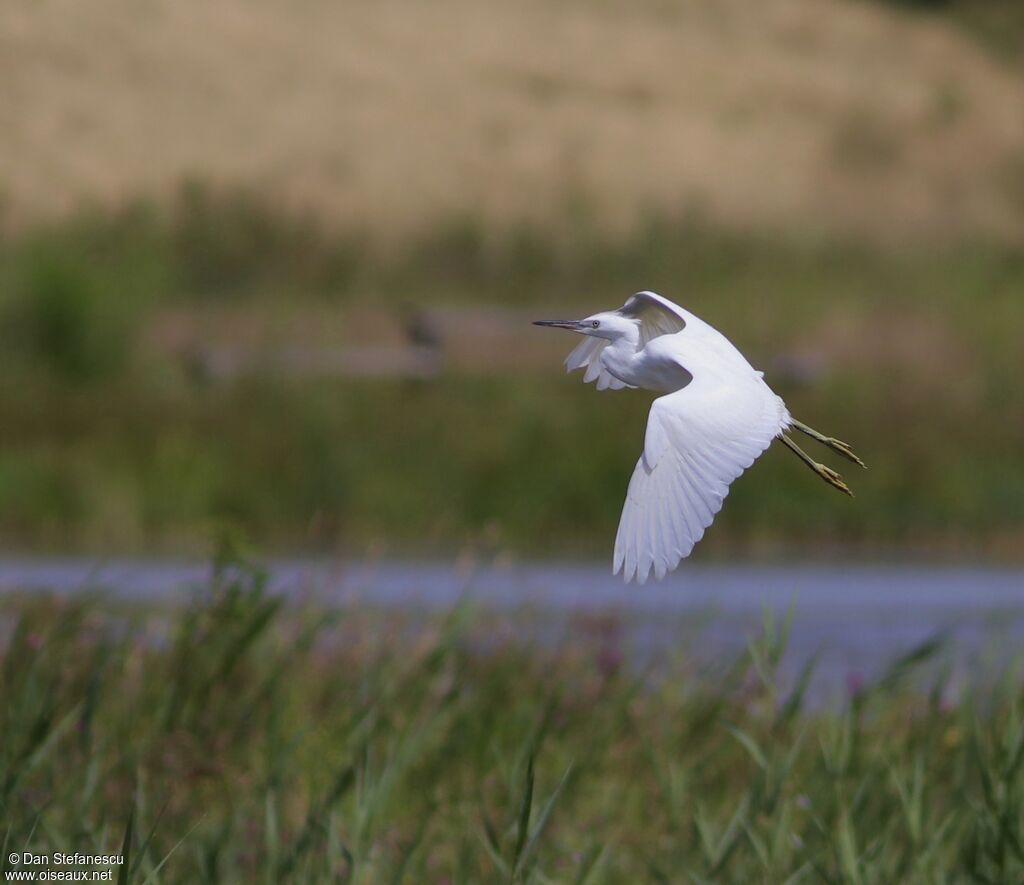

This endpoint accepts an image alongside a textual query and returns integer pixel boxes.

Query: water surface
[2,557,1021,698]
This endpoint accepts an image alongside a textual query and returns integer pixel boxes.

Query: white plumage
[535,291,863,584]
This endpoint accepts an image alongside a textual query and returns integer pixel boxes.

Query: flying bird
[534,291,865,583]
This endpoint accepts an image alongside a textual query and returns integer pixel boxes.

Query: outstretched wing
[565,291,687,390]
[620,290,687,348]
[614,372,789,584]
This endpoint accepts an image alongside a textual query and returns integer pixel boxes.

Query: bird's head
[533,311,636,342]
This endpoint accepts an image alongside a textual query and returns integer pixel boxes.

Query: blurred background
[5,2,1024,879]
[1,0,1022,563]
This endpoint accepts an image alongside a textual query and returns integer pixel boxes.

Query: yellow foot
[817,463,854,497]
[824,437,867,469]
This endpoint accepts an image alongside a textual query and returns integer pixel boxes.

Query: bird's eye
[592,320,600,328]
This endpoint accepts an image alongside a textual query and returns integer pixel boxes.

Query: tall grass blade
[511,754,535,877]
[117,806,134,885]
[517,761,575,879]
[139,817,205,885]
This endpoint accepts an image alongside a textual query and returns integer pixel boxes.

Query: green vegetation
[879,0,1024,59]
[0,191,1021,557]
[1,556,1022,882]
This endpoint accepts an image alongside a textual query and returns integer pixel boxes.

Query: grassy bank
[6,0,1024,248]
[0,372,1021,558]
[0,194,1022,557]
[1,557,1023,882]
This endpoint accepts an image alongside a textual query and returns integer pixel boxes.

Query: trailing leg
[780,433,853,497]
[790,418,866,469]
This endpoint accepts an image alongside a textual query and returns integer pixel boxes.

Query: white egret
[534,291,865,583]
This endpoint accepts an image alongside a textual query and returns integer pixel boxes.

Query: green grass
[0,371,1020,558]
[1,554,1024,882]
[0,190,1022,557]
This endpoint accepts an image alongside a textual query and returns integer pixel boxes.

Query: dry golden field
[2,0,1024,244]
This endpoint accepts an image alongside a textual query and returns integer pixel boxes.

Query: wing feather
[614,373,789,583]
[621,291,688,349]
[564,291,686,390]
[569,336,632,390]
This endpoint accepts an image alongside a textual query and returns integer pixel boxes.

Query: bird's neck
[602,335,689,392]
[601,337,644,387]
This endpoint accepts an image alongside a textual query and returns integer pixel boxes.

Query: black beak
[532,320,584,330]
